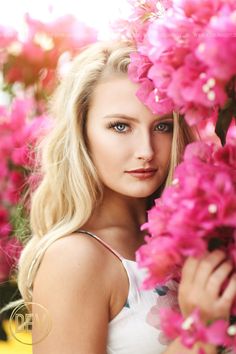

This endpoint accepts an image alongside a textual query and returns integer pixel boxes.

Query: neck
[83,188,150,236]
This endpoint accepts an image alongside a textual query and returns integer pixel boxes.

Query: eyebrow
[103,113,173,121]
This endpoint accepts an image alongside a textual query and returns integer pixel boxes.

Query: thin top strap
[77,229,124,262]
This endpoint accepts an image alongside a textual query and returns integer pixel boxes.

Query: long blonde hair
[1,40,197,313]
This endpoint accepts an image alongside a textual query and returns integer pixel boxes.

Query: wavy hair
[1,40,197,314]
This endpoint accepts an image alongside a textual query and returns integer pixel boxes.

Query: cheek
[155,138,172,187]
[87,130,129,172]
[155,135,173,165]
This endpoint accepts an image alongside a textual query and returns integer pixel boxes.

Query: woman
[15,40,236,353]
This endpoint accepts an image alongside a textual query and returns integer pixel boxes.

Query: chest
[107,260,169,354]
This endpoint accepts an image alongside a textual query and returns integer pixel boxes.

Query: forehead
[88,75,155,121]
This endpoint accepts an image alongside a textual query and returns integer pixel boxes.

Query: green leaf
[9,204,30,244]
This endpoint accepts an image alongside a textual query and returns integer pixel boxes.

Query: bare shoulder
[40,231,111,267]
[32,232,111,354]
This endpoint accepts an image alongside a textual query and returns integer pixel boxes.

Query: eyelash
[106,120,174,134]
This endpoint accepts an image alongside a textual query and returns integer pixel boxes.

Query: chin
[124,188,158,199]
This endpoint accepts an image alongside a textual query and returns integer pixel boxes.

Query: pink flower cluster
[2,13,97,93]
[0,204,22,282]
[113,0,171,43]
[0,98,52,281]
[159,307,236,352]
[124,0,236,126]
[136,129,236,291]
[0,98,50,201]
[0,13,97,288]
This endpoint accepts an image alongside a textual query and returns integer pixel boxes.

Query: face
[86,75,173,199]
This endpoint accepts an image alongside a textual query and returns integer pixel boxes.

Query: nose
[134,132,155,162]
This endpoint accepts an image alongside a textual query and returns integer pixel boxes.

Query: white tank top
[77,229,176,354]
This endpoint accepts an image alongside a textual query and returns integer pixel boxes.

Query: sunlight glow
[0,0,130,39]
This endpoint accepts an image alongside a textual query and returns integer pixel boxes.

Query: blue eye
[106,120,173,134]
[155,122,173,133]
[107,121,129,133]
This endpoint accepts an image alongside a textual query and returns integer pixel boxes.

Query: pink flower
[183,140,216,161]
[136,235,182,287]
[128,52,152,83]
[167,54,227,124]
[226,125,236,145]
[145,86,175,115]
[3,13,97,89]
[214,140,236,168]
[176,0,223,24]
[136,78,154,102]
[0,161,8,179]
[0,98,51,208]
[160,308,209,347]
[0,207,11,238]
[25,13,97,52]
[146,11,196,63]
[115,0,172,44]
[159,307,183,340]
[3,171,25,204]
[0,24,17,47]
[159,307,236,350]
[24,13,97,56]
[137,140,236,286]
[11,146,29,166]
[123,0,236,129]
[148,62,174,91]
[206,320,236,349]
[146,20,176,61]
[22,42,45,64]
[196,4,236,81]
[146,62,176,115]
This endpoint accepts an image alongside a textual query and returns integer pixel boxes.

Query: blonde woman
[10,41,236,353]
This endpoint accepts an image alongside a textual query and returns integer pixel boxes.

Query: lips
[126,168,157,173]
[125,167,158,179]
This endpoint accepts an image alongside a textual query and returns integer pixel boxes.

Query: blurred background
[0,1,129,353]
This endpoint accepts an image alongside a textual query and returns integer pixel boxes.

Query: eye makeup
[106,119,174,134]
